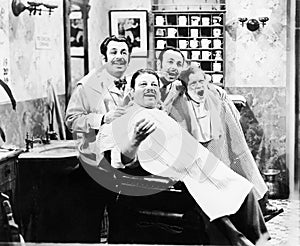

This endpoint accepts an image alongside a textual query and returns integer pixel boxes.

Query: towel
[46,80,66,140]
[97,105,253,221]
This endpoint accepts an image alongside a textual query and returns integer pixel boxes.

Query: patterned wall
[225,0,287,87]
[225,0,289,197]
[0,0,65,147]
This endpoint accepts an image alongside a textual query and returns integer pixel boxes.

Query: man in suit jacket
[64,35,132,242]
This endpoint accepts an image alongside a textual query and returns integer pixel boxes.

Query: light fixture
[12,0,58,16]
[238,17,269,31]
[238,17,248,27]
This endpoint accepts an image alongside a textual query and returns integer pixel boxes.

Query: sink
[18,140,79,159]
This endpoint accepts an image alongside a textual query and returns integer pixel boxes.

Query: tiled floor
[266,198,300,246]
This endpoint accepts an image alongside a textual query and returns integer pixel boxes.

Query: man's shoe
[263,201,279,216]
[262,201,284,222]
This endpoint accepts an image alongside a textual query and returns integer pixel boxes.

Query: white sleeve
[111,147,138,169]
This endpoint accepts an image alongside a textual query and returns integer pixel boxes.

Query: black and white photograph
[0,0,299,245]
[109,10,148,57]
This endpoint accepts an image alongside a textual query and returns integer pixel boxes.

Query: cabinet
[153,11,225,87]
[17,155,78,242]
[0,150,22,209]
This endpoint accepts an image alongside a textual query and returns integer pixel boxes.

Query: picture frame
[109,10,148,57]
[70,11,84,57]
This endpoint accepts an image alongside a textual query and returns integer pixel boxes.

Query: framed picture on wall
[109,10,148,57]
[70,11,84,57]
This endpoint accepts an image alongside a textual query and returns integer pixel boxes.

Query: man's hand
[120,118,156,164]
[103,107,127,124]
[213,84,227,100]
[132,119,156,146]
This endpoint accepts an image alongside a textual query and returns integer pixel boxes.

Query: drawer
[0,159,16,186]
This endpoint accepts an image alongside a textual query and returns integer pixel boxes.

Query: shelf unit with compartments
[153,10,226,87]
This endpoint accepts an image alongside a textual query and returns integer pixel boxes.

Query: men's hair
[130,68,160,89]
[157,46,185,63]
[179,66,209,86]
[100,35,133,61]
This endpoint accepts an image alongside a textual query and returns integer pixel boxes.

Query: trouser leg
[229,188,270,245]
[196,207,254,246]
[195,189,270,246]
[62,164,113,243]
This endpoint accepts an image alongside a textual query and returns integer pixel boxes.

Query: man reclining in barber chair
[93,68,270,246]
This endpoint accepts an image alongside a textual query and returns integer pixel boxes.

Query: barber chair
[108,168,207,244]
[227,94,247,112]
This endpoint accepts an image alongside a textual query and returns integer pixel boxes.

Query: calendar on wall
[152,3,226,87]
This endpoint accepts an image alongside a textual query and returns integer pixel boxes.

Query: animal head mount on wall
[12,0,58,16]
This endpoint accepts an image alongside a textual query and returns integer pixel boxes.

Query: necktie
[160,84,168,101]
[114,78,127,90]
[159,76,172,101]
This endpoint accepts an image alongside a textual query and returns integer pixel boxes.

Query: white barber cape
[97,105,253,221]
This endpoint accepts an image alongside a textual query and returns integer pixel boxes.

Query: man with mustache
[156,47,278,216]
[64,35,132,242]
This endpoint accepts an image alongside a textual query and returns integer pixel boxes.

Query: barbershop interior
[0,0,300,245]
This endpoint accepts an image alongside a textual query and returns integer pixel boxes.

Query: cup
[212,74,223,83]
[155,51,160,59]
[213,62,222,72]
[213,39,222,48]
[191,50,201,60]
[168,28,177,37]
[212,16,222,25]
[202,51,212,60]
[156,40,166,49]
[178,16,187,25]
[191,16,200,26]
[179,39,189,49]
[213,28,222,37]
[181,51,188,59]
[190,29,199,38]
[201,17,210,25]
[191,61,201,68]
[214,50,222,60]
[156,28,166,37]
[200,38,211,48]
[189,39,200,48]
[155,16,165,26]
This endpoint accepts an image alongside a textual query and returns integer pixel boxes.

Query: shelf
[153,8,226,87]
[152,10,226,14]
[154,25,223,28]
[155,37,223,39]
[155,48,223,51]
[188,59,223,62]
[201,71,224,74]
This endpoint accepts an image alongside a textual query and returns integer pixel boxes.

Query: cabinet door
[0,158,17,206]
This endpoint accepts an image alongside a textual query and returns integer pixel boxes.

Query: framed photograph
[109,10,148,57]
[70,11,84,57]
